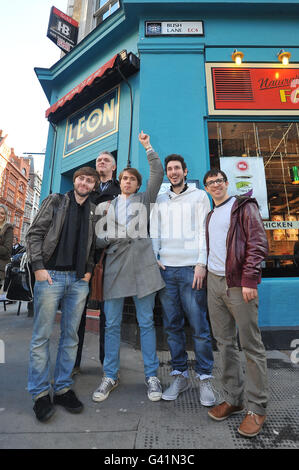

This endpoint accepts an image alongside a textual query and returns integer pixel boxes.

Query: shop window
[94,0,120,25]
[208,121,299,278]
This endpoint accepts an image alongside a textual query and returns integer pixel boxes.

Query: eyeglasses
[205,177,226,187]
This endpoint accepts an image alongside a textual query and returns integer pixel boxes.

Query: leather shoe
[208,401,244,421]
[238,411,266,437]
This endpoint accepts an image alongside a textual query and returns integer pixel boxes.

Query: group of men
[26,131,269,439]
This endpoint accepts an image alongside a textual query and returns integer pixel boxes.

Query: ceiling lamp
[278,49,291,65]
[290,166,299,184]
[232,49,244,65]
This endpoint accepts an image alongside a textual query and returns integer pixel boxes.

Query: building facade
[0,132,30,241]
[36,0,299,345]
[21,156,42,243]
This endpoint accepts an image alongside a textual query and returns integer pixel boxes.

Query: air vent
[213,68,254,101]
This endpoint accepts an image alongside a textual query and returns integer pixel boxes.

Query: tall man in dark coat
[75,152,120,371]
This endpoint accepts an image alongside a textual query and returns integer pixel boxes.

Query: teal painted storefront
[36,1,299,336]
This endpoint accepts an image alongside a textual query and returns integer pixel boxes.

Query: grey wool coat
[95,150,165,300]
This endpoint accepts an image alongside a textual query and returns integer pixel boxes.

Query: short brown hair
[203,168,227,186]
[73,166,99,189]
[119,167,142,191]
[164,154,187,172]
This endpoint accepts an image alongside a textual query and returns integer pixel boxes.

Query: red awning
[45,54,118,119]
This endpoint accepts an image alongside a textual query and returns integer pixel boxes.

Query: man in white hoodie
[151,154,215,405]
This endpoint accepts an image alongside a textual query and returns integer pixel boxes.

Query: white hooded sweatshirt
[150,185,211,267]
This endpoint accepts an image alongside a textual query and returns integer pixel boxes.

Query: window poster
[220,156,269,219]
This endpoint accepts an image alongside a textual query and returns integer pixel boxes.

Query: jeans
[28,271,89,400]
[103,293,159,380]
[159,266,214,376]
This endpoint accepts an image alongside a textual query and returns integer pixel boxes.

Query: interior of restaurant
[208,121,299,277]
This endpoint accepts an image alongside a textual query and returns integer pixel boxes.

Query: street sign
[47,6,79,53]
[145,21,204,37]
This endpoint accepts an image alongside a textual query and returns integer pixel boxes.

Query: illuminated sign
[63,87,119,157]
[206,64,299,115]
[47,6,78,53]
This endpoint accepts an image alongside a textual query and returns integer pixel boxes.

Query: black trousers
[75,301,105,367]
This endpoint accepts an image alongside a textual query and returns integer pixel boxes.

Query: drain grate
[228,409,299,449]
[151,350,299,449]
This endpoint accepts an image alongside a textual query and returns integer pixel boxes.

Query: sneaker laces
[99,376,114,390]
[200,378,221,401]
[147,376,160,386]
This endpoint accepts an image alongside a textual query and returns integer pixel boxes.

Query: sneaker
[53,389,84,413]
[238,411,266,438]
[162,375,189,401]
[208,401,244,421]
[199,378,216,407]
[33,394,55,422]
[92,376,119,402]
[145,376,162,402]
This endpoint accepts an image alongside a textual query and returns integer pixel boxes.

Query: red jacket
[206,196,268,289]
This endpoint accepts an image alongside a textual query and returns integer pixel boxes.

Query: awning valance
[46,51,140,123]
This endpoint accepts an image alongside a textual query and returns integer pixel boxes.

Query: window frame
[94,0,121,26]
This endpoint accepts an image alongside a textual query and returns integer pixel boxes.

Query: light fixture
[290,166,299,184]
[119,49,128,62]
[232,49,244,65]
[278,49,291,65]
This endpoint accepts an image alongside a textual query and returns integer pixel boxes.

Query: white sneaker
[162,375,189,401]
[199,378,216,407]
[145,376,162,402]
[92,376,119,402]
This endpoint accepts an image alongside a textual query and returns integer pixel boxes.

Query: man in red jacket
[203,168,268,438]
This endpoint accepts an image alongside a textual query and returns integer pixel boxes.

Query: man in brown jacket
[203,168,268,438]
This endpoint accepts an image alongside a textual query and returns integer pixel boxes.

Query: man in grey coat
[92,131,165,403]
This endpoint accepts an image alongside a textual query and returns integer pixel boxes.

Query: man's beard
[74,187,92,198]
[171,177,184,188]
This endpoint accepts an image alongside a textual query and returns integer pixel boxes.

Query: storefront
[36,1,299,347]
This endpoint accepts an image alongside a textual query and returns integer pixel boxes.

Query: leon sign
[63,87,120,157]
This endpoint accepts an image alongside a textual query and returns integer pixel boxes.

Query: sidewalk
[0,302,298,450]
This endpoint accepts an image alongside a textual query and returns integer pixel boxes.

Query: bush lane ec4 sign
[63,87,120,158]
[47,6,78,53]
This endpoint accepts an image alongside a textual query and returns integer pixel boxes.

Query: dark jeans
[159,266,214,376]
[75,301,106,367]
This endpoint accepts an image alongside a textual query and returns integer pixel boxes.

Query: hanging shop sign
[63,86,119,158]
[220,156,269,219]
[47,6,79,53]
[206,63,299,115]
[145,21,204,37]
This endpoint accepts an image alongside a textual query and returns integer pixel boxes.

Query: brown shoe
[238,411,266,437]
[208,401,244,421]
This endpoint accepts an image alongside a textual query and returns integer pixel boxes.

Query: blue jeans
[28,271,89,400]
[103,293,159,380]
[159,266,214,376]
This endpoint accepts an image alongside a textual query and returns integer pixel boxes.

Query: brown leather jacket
[206,196,268,289]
